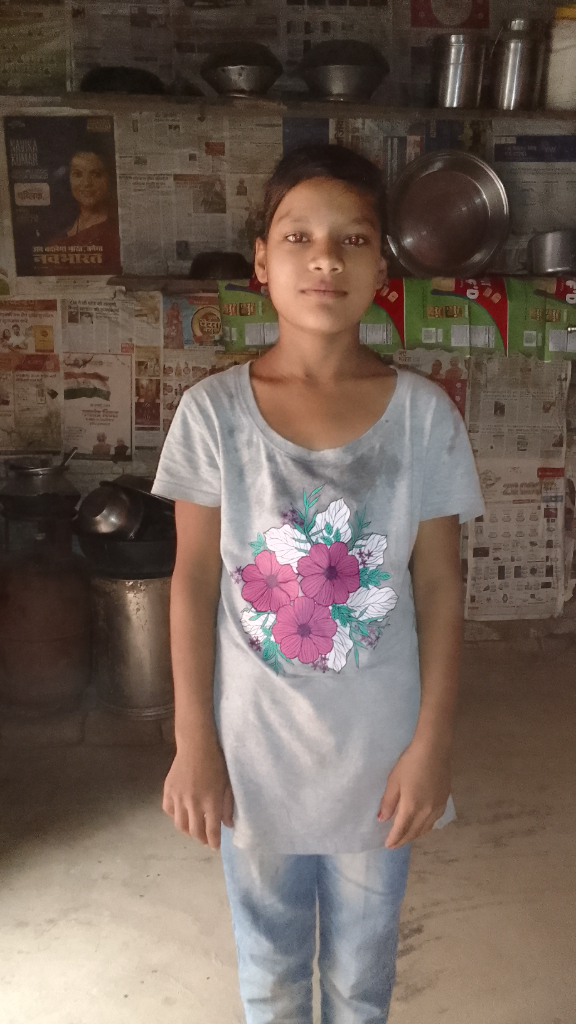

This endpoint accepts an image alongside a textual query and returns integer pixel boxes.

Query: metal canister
[491,18,545,110]
[91,575,173,719]
[431,33,487,109]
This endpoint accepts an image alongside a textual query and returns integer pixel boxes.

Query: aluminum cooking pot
[387,150,509,277]
[76,484,143,539]
[527,230,576,275]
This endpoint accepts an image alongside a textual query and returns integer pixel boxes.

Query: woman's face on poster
[69,152,109,211]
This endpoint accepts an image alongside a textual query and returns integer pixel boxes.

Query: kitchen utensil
[189,251,253,279]
[431,32,487,108]
[78,533,175,579]
[387,150,509,277]
[546,6,576,109]
[0,454,80,521]
[299,41,388,101]
[104,474,175,510]
[491,18,545,110]
[60,446,78,469]
[200,45,282,96]
[80,66,166,94]
[76,484,143,539]
[527,229,576,273]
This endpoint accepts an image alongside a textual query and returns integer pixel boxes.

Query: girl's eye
[344,235,366,246]
[286,232,306,243]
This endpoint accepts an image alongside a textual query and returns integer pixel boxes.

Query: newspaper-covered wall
[465,355,571,620]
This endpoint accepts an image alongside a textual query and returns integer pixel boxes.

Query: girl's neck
[262,317,373,383]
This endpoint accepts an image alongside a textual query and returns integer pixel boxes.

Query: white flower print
[353,533,387,568]
[347,585,398,621]
[326,623,353,672]
[240,608,275,643]
[265,523,310,569]
[311,498,352,544]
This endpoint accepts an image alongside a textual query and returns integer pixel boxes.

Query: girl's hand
[162,739,234,850]
[377,736,451,850]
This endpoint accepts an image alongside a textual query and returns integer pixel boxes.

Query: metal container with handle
[431,33,487,109]
[527,229,576,274]
[490,18,545,110]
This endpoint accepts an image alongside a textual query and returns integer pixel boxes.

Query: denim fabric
[220,826,411,1024]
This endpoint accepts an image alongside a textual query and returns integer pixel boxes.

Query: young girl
[153,143,484,1024]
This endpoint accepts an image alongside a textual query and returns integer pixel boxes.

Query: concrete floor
[1,638,575,1024]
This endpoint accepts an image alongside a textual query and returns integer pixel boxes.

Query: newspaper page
[62,351,132,460]
[465,354,571,620]
[492,127,576,275]
[0,2,68,94]
[0,298,63,452]
[162,348,217,436]
[70,2,173,90]
[115,110,281,274]
[4,115,121,277]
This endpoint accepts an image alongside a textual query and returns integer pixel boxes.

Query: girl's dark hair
[261,143,387,245]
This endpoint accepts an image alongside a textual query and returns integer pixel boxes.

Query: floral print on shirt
[233,486,398,674]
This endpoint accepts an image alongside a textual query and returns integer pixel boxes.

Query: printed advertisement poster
[4,116,121,277]
[162,349,217,436]
[0,352,62,453]
[163,293,222,350]
[135,344,161,446]
[62,352,132,459]
[0,298,60,355]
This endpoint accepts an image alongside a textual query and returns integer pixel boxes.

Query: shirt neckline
[236,360,404,459]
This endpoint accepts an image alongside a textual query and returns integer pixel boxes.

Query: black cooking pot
[78,533,175,579]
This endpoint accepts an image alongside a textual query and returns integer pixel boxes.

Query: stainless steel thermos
[491,18,545,110]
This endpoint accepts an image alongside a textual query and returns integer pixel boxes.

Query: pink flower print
[272,596,337,664]
[298,542,360,607]
[241,550,299,613]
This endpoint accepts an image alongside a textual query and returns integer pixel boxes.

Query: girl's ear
[376,255,388,291]
[254,237,268,284]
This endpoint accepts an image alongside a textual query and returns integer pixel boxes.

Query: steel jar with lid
[491,18,545,110]
[431,33,487,109]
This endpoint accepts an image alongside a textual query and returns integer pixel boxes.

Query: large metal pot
[387,150,509,277]
[0,453,80,521]
[201,44,282,96]
[299,40,388,101]
[91,575,173,719]
[78,533,175,579]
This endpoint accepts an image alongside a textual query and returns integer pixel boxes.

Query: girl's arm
[162,500,233,850]
[378,514,463,849]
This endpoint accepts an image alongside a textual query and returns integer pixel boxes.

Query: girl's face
[255,177,386,338]
[70,152,109,211]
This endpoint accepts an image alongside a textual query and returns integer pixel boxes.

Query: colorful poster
[4,116,121,277]
[0,298,60,355]
[62,352,132,459]
[163,292,222,350]
[135,344,161,446]
[410,0,489,29]
[0,352,62,453]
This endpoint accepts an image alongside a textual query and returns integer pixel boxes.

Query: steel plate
[387,150,509,277]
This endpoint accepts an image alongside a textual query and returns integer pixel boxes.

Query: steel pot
[527,230,576,274]
[0,453,80,520]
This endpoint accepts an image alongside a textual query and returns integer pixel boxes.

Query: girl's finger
[204,808,222,849]
[172,801,191,836]
[385,809,416,849]
[222,784,234,828]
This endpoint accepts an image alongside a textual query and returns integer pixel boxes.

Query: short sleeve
[420,390,484,525]
[152,384,221,506]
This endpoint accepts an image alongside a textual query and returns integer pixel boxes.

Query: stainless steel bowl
[76,484,143,539]
[387,150,509,277]
[527,230,576,274]
[301,63,385,101]
[201,63,279,96]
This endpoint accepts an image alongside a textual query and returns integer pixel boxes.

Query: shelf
[1,92,576,123]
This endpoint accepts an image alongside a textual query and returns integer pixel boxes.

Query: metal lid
[504,18,537,31]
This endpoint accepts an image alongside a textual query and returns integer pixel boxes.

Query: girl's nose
[308,240,344,274]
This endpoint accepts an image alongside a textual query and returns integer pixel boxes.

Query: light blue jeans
[220,826,411,1024]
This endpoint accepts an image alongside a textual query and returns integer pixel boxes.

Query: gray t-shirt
[153,363,484,854]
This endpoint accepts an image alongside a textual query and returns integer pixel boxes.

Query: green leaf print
[250,533,267,556]
[359,567,392,587]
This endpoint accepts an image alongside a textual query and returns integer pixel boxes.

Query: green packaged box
[404,279,470,353]
[506,278,545,357]
[218,280,278,351]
